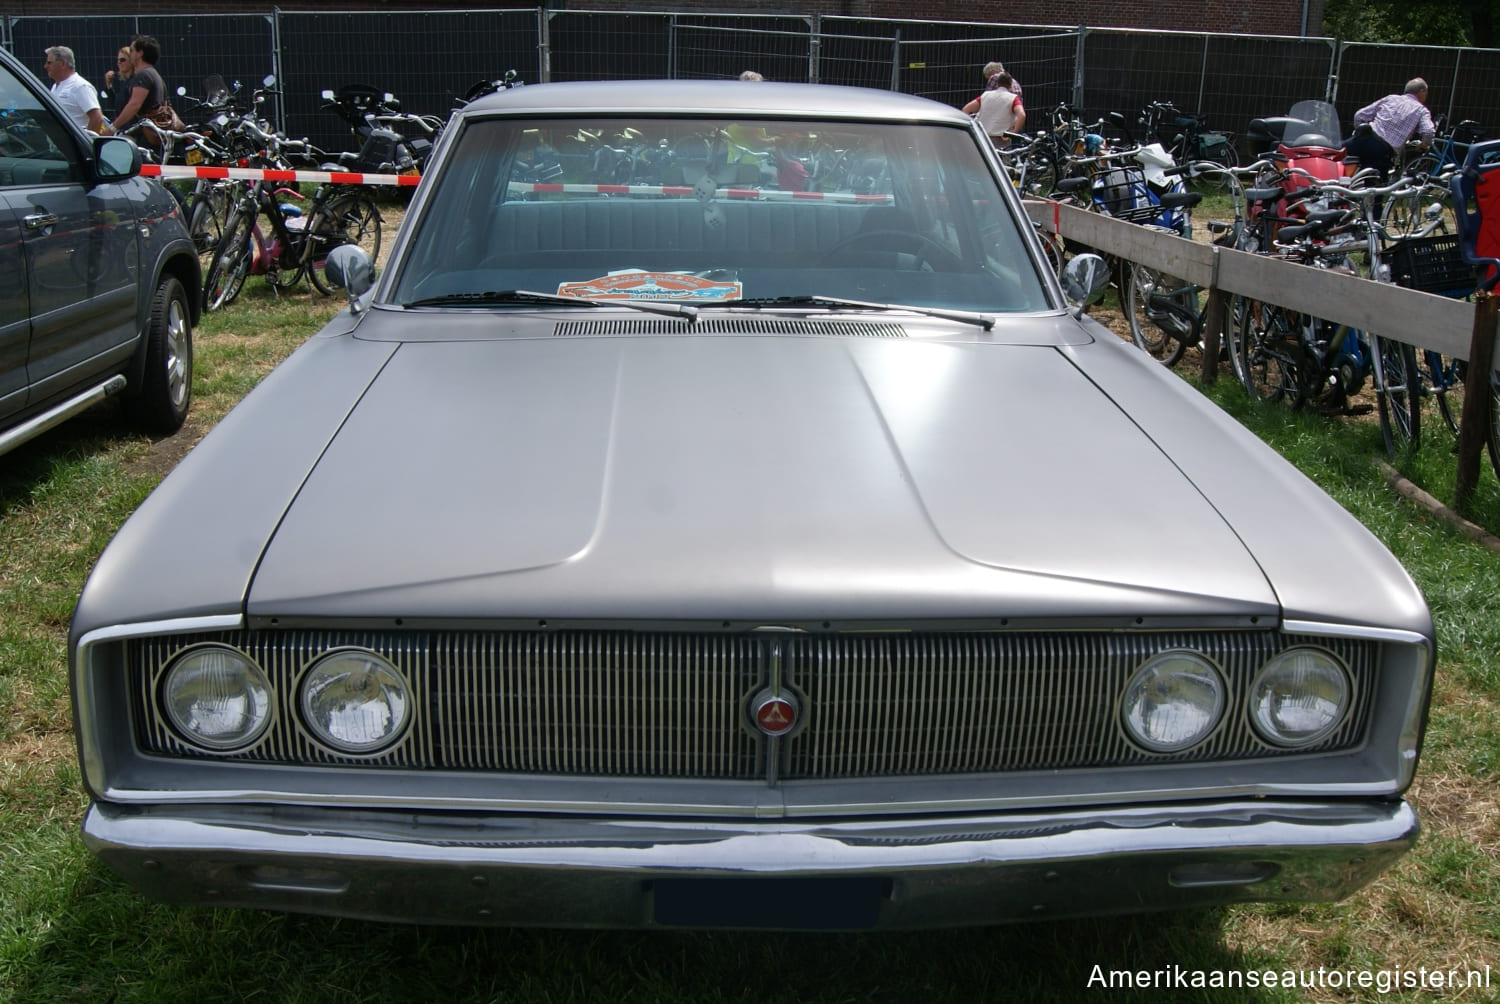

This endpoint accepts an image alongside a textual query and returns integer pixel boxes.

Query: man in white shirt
[44,45,105,134]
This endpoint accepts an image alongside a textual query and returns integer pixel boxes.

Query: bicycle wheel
[1427,350,1465,436]
[187,184,233,263]
[1198,139,1239,190]
[1372,333,1421,458]
[203,211,255,313]
[1031,223,1064,275]
[304,191,383,296]
[1382,183,1446,243]
[1231,299,1295,403]
[1123,261,1194,367]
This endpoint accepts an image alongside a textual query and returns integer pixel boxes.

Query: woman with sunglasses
[103,45,134,117]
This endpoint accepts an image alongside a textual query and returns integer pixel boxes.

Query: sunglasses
[118,57,130,62]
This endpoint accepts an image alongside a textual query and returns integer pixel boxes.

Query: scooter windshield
[1285,100,1342,149]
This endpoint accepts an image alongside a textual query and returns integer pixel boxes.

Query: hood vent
[552,319,908,338]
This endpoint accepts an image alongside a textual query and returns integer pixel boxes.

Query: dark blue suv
[0,46,201,457]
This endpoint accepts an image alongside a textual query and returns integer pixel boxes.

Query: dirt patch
[124,411,214,482]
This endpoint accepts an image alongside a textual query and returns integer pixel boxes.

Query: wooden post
[1199,246,1225,385]
[1455,292,1498,514]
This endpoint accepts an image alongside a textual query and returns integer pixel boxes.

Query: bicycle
[994,129,1059,199]
[1123,160,1285,366]
[1229,176,1425,458]
[1138,100,1238,187]
[203,138,383,311]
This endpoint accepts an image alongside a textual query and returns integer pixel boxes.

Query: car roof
[460,79,971,125]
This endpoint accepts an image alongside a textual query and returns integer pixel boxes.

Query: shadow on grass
[14,859,1300,1004]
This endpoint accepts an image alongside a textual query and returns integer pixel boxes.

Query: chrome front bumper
[83,798,1418,929]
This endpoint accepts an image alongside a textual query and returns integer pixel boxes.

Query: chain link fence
[4,11,1497,158]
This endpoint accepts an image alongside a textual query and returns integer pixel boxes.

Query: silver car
[71,81,1432,931]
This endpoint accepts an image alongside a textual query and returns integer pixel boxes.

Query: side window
[0,64,83,188]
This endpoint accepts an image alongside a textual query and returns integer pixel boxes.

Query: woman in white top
[963,72,1025,144]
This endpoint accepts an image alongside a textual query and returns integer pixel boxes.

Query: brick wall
[6,0,1325,37]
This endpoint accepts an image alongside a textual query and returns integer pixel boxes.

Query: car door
[0,198,25,422]
[0,56,138,408]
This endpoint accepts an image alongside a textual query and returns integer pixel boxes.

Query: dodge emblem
[752,690,799,737]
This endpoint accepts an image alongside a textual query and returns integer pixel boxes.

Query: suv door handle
[23,212,59,231]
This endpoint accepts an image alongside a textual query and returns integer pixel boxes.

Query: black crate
[1388,234,1477,294]
[1090,166,1162,223]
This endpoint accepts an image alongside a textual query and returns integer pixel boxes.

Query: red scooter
[1246,99,1351,230]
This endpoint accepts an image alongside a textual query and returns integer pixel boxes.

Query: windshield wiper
[403,289,699,321]
[402,289,601,309]
[719,294,994,331]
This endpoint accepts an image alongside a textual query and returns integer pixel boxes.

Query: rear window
[391,115,1049,313]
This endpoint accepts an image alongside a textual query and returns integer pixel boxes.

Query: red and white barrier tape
[504,182,891,203]
[141,165,893,202]
[142,164,421,187]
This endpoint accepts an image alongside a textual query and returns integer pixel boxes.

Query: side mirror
[263,74,277,88]
[324,245,376,310]
[321,89,335,101]
[176,85,187,96]
[94,134,142,180]
[1061,253,1110,313]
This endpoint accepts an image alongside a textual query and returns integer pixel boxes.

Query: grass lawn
[1,210,1497,1002]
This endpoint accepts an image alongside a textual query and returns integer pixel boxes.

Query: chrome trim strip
[78,615,247,648]
[1280,621,1429,647]
[93,777,1407,817]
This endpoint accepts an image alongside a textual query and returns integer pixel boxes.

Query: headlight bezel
[159,642,275,753]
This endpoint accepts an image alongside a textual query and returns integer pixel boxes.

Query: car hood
[245,323,1279,623]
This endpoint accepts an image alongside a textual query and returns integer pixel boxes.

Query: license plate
[185,148,204,165]
[652,877,888,929]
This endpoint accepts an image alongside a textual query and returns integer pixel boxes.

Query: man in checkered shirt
[1345,77,1436,179]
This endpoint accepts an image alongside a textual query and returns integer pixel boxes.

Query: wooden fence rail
[1024,199,1498,508]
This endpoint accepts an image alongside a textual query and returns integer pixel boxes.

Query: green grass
[1,264,1498,1003]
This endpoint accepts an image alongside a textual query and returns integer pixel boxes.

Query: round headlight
[162,644,273,752]
[1250,647,1350,747]
[1121,651,1226,753]
[299,649,411,754]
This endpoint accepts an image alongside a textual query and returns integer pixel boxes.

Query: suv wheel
[127,276,193,434]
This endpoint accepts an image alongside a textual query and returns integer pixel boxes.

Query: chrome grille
[130,629,1376,779]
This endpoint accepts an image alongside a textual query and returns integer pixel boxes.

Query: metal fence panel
[10,14,274,122]
[1200,33,1337,139]
[671,15,812,83]
[1080,29,1337,151]
[1337,41,1499,141]
[546,11,671,82]
[278,9,538,154]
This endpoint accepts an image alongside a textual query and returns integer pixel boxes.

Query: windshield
[390,115,1050,313]
[1284,100,1342,148]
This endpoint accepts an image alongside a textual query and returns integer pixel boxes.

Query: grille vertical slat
[130,630,1378,780]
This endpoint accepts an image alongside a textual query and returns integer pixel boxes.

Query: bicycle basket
[1091,166,1159,223]
[1388,234,1477,294]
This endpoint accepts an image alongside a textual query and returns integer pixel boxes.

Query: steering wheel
[819,229,963,271]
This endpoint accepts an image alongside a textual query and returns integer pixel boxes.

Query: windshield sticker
[557,270,744,302]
